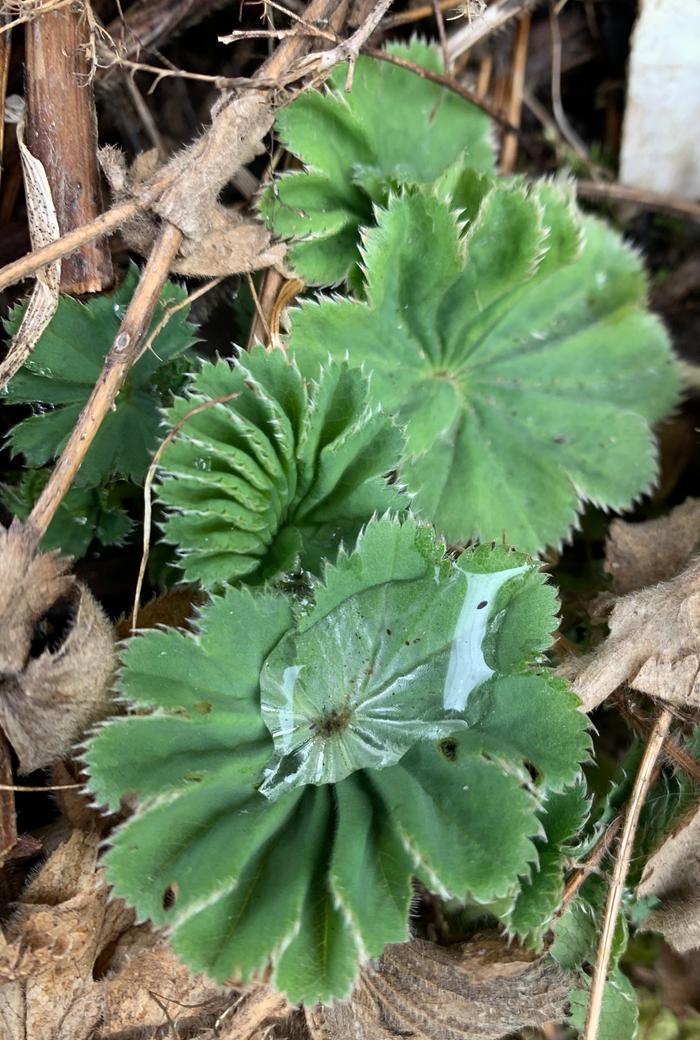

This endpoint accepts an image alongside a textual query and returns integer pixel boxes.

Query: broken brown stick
[25,3,113,293]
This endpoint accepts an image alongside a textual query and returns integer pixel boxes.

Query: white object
[620,0,700,199]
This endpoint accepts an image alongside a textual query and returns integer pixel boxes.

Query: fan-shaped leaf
[157,347,404,587]
[85,517,589,1004]
[259,41,495,284]
[288,183,680,551]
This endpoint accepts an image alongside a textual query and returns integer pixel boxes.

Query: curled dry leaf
[0,97,60,391]
[98,89,286,278]
[562,556,700,713]
[0,521,116,773]
[604,497,700,595]
[306,936,572,1040]
[638,799,700,955]
[0,829,230,1040]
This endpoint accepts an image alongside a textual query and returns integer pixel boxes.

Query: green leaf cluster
[85,516,589,1004]
[259,40,495,284]
[157,346,404,587]
[2,266,195,556]
[0,469,132,558]
[288,179,679,552]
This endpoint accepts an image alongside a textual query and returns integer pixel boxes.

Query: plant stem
[584,707,672,1040]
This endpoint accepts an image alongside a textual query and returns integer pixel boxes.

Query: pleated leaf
[85,517,589,1005]
[157,347,403,588]
[288,182,680,552]
[259,40,495,284]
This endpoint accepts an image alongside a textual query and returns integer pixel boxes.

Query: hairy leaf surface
[3,266,195,486]
[158,347,403,587]
[259,41,495,284]
[85,518,589,1004]
[288,183,679,552]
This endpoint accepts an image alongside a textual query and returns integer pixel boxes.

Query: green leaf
[85,517,588,1003]
[3,266,195,486]
[259,41,495,284]
[288,184,680,552]
[550,876,628,972]
[0,468,132,557]
[157,347,404,587]
[569,970,639,1040]
[372,743,540,903]
[259,518,562,798]
[506,780,590,944]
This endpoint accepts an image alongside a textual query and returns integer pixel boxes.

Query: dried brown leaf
[604,497,700,595]
[307,936,572,1040]
[0,829,131,1040]
[0,521,116,773]
[638,798,700,954]
[562,557,700,713]
[0,829,231,1040]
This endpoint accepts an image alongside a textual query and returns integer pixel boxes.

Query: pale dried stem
[27,221,184,542]
[364,46,521,133]
[0,728,17,863]
[0,13,10,194]
[548,0,590,165]
[576,178,700,224]
[584,707,673,1040]
[0,198,140,292]
[248,267,284,347]
[447,0,537,62]
[500,11,530,173]
[383,0,464,30]
[431,0,450,74]
[132,392,238,633]
[557,815,623,917]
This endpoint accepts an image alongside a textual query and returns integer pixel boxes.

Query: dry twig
[576,178,700,224]
[131,390,240,634]
[500,11,530,172]
[584,708,673,1040]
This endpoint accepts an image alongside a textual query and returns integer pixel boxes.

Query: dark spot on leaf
[162,883,178,911]
[439,739,457,761]
[553,435,566,444]
[477,600,488,610]
[310,706,352,737]
[386,628,392,636]
[193,701,212,714]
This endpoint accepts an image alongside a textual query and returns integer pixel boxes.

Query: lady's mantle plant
[157,346,404,588]
[287,179,679,552]
[85,517,589,1004]
[259,40,495,285]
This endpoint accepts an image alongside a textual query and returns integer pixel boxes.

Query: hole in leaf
[439,739,458,762]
